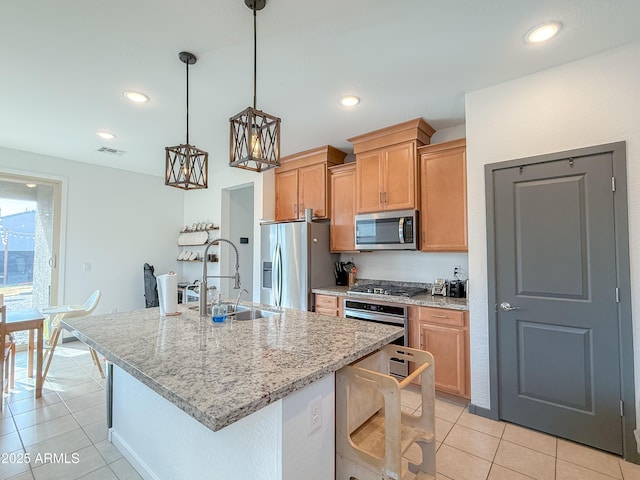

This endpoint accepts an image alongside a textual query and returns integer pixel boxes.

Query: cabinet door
[383,141,417,211]
[420,323,467,397]
[330,166,357,252]
[420,140,467,251]
[275,169,299,221]
[355,150,383,213]
[299,163,327,219]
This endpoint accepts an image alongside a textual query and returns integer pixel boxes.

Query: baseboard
[110,429,159,480]
[467,403,499,421]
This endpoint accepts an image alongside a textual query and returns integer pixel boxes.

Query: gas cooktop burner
[347,283,427,298]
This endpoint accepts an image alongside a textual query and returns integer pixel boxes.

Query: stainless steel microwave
[354,209,419,250]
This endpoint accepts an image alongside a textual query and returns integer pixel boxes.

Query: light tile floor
[400,388,640,480]
[3,342,640,480]
[1,342,141,480]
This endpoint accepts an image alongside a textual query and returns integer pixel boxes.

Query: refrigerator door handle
[274,243,283,307]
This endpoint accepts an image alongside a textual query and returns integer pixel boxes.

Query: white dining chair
[41,290,102,382]
[0,295,16,410]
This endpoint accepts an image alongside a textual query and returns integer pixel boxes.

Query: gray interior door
[493,153,623,454]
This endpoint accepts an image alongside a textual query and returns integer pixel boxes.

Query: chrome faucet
[234,288,249,314]
[199,238,241,317]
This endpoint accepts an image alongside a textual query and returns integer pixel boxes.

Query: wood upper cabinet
[408,305,470,398]
[274,146,347,222]
[419,138,468,251]
[329,163,357,252]
[349,118,435,214]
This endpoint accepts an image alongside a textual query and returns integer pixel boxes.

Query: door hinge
[612,176,616,192]
[615,287,620,303]
[620,400,624,417]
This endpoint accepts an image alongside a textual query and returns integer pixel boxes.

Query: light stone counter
[312,285,469,311]
[62,302,403,433]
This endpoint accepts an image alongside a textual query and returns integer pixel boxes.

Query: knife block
[336,271,349,286]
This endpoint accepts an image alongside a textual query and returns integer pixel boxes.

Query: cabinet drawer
[315,294,338,309]
[418,307,465,327]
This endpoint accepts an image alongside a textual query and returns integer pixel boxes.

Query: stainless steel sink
[230,309,275,321]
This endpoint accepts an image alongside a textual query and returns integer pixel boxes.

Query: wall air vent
[97,146,126,156]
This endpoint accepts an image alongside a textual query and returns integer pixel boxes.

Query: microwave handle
[398,217,405,244]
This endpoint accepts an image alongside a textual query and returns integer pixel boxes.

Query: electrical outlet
[82,262,91,272]
[308,396,322,434]
[453,265,462,277]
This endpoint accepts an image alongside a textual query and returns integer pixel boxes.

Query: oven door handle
[398,217,405,244]
[343,310,405,326]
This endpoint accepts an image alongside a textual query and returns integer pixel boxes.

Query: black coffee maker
[448,280,466,298]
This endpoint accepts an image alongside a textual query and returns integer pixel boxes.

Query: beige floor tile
[12,401,71,430]
[109,457,144,480]
[436,474,454,480]
[57,380,103,401]
[8,392,62,416]
[488,464,537,480]
[32,444,107,480]
[2,471,35,480]
[436,417,455,442]
[402,388,424,411]
[72,403,106,427]
[557,459,621,479]
[435,398,466,423]
[94,439,123,464]
[494,440,555,480]
[444,424,500,461]
[619,459,640,480]
[0,431,23,453]
[557,439,622,479]
[502,423,557,456]
[456,410,506,438]
[77,465,119,480]
[63,390,106,413]
[25,428,92,467]
[0,449,31,480]
[436,444,492,480]
[0,415,16,435]
[83,419,109,444]
[19,413,80,447]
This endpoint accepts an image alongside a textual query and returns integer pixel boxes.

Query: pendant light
[229,0,281,172]
[165,51,209,190]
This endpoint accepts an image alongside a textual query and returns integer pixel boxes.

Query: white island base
[109,365,335,480]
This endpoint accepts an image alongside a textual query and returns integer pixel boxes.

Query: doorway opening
[0,173,62,346]
[221,183,254,300]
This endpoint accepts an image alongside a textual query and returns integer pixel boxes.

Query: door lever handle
[500,302,520,311]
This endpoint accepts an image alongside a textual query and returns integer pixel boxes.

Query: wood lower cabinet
[314,294,342,316]
[274,146,347,221]
[329,163,357,252]
[348,118,435,214]
[409,306,470,398]
[419,138,467,251]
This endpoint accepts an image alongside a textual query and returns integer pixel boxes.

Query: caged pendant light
[229,0,281,172]
[165,51,209,190]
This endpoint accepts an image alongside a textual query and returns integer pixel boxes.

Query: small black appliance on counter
[447,280,466,298]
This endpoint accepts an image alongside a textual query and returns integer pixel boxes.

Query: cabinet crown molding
[277,145,347,172]
[347,118,435,154]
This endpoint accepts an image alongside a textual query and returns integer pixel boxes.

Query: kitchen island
[62,302,403,480]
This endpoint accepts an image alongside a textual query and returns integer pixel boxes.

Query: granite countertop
[62,303,403,433]
[312,285,469,311]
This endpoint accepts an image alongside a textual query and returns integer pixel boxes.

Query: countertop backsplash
[341,250,469,284]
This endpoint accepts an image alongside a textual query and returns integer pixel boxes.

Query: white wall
[465,42,640,412]
[0,147,183,313]
[343,124,469,285]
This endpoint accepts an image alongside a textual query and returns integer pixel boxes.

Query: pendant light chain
[186,58,190,145]
[253,4,257,110]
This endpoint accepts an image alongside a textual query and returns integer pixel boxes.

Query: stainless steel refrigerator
[260,221,338,311]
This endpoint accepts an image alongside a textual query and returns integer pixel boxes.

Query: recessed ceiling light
[525,21,562,44]
[25,183,37,188]
[123,90,150,103]
[96,131,116,140]
[338,95,361,107]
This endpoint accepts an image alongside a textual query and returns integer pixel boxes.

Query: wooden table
[6,309,45,398]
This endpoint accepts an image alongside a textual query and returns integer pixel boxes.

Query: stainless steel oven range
[342,298,408,378]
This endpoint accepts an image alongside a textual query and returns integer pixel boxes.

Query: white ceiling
[2,0,639,177]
